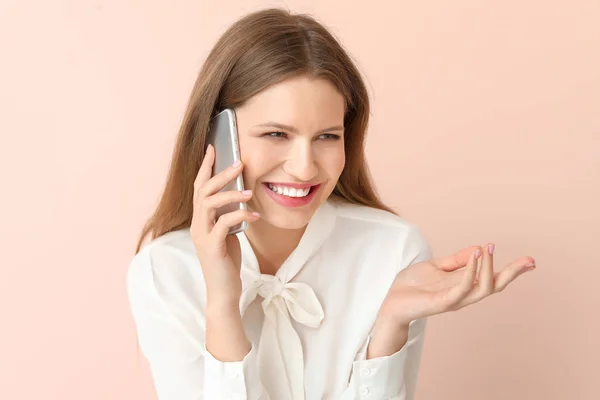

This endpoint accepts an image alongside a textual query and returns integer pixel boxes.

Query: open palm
[379,244,536,324]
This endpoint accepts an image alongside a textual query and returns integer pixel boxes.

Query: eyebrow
[254,122,345,134]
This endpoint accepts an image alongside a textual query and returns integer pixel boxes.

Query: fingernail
[242,190,252,196]
[252,212,260,217]
[232,160,241,168]
[475,249,481,259]
[488,244,495,255]
[205,144,212,154]
[525,262,536,269]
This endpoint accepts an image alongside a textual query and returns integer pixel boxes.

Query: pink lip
[263,183,321,208]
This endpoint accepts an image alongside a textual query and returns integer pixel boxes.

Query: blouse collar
[237,198,337,313]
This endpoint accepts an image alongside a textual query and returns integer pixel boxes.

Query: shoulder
[331,199,409,228]
[329,199,433,267]
[127,228,198,284]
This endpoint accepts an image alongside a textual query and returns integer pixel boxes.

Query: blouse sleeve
[126,246,270,400]
[340,225,433,400]
[341,318,427,400]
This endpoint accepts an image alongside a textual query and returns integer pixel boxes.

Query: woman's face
[234,75,346,230]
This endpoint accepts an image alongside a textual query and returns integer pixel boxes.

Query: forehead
[235,76,345,129]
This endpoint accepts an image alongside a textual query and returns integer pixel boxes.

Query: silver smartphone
[205,108,247,235]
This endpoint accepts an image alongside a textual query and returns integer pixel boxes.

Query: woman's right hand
[190,144,260,309]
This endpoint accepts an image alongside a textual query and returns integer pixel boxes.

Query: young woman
[127,8,536,400]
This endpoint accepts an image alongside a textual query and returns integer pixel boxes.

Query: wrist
[205,301,250,362]
[367,318,411,359]
[206,298,240,319]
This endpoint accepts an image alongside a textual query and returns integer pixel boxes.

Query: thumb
[433,246,482,271]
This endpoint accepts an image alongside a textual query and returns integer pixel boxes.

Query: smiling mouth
[265,183,317,198]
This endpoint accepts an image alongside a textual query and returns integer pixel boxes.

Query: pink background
[1,1,598,399]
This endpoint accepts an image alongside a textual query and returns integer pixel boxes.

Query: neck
[244,218,307,276]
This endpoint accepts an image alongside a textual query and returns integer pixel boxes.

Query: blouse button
[359,385,371,396]
[361,367,372,377]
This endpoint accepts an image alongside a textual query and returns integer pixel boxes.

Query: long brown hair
[134,8,396,255]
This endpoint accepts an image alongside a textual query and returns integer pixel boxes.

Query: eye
[265,131,287,139]
[318,133,341,140]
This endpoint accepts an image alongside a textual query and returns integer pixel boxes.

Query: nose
[282,140,318,182]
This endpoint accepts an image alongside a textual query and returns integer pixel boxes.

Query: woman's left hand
[377,243,536,326]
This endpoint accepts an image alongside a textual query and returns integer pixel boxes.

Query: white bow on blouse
[236,200,337,400]
[240,272,324,400]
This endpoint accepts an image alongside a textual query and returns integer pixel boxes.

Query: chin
[261,213,312,230]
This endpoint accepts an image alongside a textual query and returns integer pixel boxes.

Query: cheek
[240,148,280,188]
[320,147,345,178]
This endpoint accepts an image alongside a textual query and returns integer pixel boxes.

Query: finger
[202,190,253,225]
[457,243,495,308]
[480,243,495,293]
[493,258,536,293]
[202,160,244,197]
[194,144,215,203]
[434,248,480,313]
[473,243,494,286]
[204,189,253,211]
[432,246,482,272]
[212,209,260,241]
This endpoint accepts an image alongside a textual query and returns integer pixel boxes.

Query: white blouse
[127,199,432,400]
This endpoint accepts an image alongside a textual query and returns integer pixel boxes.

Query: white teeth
[267,184,311,198]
